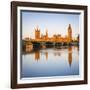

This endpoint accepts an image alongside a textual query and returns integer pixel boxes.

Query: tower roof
[35,25,40,31]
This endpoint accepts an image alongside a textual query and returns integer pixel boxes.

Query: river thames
[21,46,79,78]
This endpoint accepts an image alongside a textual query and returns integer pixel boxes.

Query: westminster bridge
[22,39,79,52]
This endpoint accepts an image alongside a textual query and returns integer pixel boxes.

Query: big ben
[68,24,72,43]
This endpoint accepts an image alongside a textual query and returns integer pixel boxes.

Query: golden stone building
[34,24,72,43]
[35,26,40,39]
[41,29,48,40]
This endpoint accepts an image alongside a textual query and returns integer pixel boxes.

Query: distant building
[41,29,48,41]
[33,24,73,42]
[24,37,31,41]
[68,24,72,42]
[35,26,40,39]
[45,29,48,40]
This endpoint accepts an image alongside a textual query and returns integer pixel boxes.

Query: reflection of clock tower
[68,24,72,42]
[68,47,72,67]
[45,52,48,60]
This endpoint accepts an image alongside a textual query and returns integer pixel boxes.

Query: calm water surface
[21,46,79,78]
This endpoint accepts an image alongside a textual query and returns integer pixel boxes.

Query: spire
[68,24,72,34]
[36,25,40,31]
[68,24,71,30]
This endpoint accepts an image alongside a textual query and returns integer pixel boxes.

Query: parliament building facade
[34,24,72,43]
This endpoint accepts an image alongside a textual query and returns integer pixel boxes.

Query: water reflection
[35,51,40,61]
[34,46,73,66]
[45,52,48,60]
[21,46,79,78]
[68,47,72,67]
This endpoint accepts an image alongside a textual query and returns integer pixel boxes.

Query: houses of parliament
[23,24,79,66]
[34,24,72,43]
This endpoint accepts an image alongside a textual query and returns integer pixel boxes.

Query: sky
[21,11,80,39]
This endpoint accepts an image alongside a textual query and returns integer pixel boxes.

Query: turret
[35,26,40,39]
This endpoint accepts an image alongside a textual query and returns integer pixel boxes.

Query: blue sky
[22,11,80,39]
